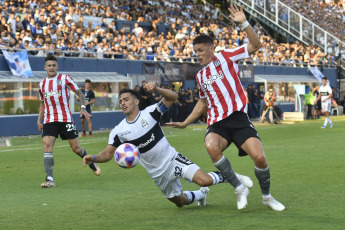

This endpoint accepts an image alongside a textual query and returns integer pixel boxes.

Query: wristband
[241,20,250,29]
[92,155,96,164]
[81,105,86,109]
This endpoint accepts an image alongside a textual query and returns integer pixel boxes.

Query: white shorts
[322,102,331,113]
[152,153,200,199]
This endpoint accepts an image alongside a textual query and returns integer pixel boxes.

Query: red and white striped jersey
[196,44,249,126]
[38,73,79,124]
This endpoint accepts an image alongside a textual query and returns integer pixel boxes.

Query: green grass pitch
[0,117,344,229]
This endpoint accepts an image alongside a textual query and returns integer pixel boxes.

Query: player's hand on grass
[143,82,157,93]
[165,122,187,129]
[83,155,94,166]
[228,4,246,24]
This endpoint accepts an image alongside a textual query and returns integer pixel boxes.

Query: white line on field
[0,141,101,153]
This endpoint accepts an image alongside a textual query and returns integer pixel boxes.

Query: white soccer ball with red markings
[114,143,140,168]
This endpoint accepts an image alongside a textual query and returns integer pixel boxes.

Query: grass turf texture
[0,117,344,229]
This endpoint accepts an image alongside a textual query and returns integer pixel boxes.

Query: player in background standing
[260,86,276,124]
[167,5,285,211]
[83,83,254,208]
[77,79,95,137]
[317,77,333,128]
[37,55,101,188]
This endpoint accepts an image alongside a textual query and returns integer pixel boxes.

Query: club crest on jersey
[57,80,62,85]
[203,70,224,90]
[213,59,221,67]
[141,119,149,128]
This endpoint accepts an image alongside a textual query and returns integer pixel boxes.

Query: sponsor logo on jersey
[203,70,224,90]
[118,131,131,136]
[141,119,149,128]
[137,133,155,149]
[57,80,62,85]
[44,90,61,98]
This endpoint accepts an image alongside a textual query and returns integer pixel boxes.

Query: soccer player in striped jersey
[167,5,285,211]
[83,83,253,208]
[37,54,101,188]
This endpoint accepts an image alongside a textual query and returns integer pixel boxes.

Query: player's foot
[88,134,92,137]
[90,163,101,176]
[321,125,326,128]
[330,123,333,128]
[197,187,210,206]
[236,173,254,189]
[235,186,249,210]
[41,180,55,188]
[262,195,285,211]
[81,133,86,137]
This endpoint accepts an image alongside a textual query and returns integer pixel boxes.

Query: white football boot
[262,194,285,211]
[197,187,210,206]
[235,185,250,210]
[235,173,254,189]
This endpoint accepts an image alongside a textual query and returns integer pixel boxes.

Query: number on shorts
[66,123,76,132]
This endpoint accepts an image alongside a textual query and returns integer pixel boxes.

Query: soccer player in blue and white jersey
[317,77,333,128]
[83,82,253,208]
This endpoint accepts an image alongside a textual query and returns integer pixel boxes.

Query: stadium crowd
[279,0,345,43]
[0,0,343,67]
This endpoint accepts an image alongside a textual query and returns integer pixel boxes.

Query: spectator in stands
[252,84,259,118]
[146,46,156,61]
[258,85,265,117]
[132,22,143,37]
[140,80,151,110]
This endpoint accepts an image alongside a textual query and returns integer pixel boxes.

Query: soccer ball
[114,143,140,168]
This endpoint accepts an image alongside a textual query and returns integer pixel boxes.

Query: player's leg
[192,169,253,189]
[167,188,208,208]
[41,135,57,188]
[321,102,332,128]
[86,117,92,136]
[204,132,249,209]
[68,138,101,176]
[241,137,285,211]
[40,123,59,188]
[60,122,101,176]
[80,117,86,137]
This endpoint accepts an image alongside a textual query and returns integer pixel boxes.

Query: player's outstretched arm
[144,82,178,107]
[166,98,207,128]
[228,4,261,55]
[83,145,116,166]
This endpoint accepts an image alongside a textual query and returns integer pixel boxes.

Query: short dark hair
[45,54,57,62]
[119,88,139,100]
[85,79,91,83]
[193,34,214,46]
[322,77,328,81]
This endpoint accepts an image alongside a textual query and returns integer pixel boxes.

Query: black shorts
[205,111,260,156]
[43,122,79,140]
[80,108,92,119]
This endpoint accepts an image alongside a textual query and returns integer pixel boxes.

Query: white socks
[324,117,332,126]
